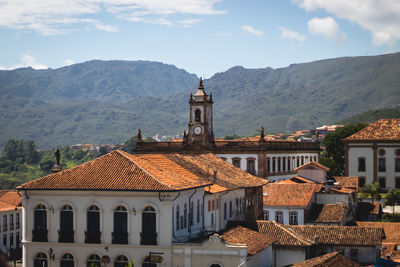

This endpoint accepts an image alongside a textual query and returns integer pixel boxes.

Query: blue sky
[1,0,400,77]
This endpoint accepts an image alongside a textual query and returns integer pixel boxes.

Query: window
[211,213,215,226]
[283,157,286,171]
[197,199,200,223]
[233,158,241,168]
[275,211,283,224]
[212,200,215,210]
[396,158,400,172]
[113,205,128,244]
[378,149,386,156]
[272,158,276,172]
[396,178,400,189]
[86,205,100,244]
[358,158,366,172]
[289,211,298,225]
[247,159,255,175]
[60,253,74,267]
[314,156,317,162]
[287,157,291,170]
[264,211,269,220]
[208,200,211,212]
[350,249,358,261]
[3,234,6,246]
[141,206,157,245]
[176,205,180,230]
[16,214,20,229]
[184,203,187,229]
[59,205,74,243]
[229,201,232,218]
[396,149,400,157]
[301,156,304,165]
[9,214,13,230]
[143,255,158,267]
[33,204,47,242]
[379,158,386,172]
[195,109,201,122]
[379,177,386,189]
[359,177,366,188]
[115,255,129,267]
[87,254,101,267]
[190,201,193,226]
[16,232,20,248]
[297,157,300,168]
[224,202,227,220]
[267,158,271,172]
[3,215,6,231]
[9,232,13,247]
[277,157,281,172]
[236,198,239,215]
[34,252,48,267]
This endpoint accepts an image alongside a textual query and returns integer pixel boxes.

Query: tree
[385,189,400,216]
[360,182,381,204]
[319,157,340,177]
[122,136,137,154]
[323,123,367,174]
[2,139,17,162]
[24,140,40,164]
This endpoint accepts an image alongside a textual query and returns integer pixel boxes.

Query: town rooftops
[221,226,276,255]
[334,176,359,192]
[294,161,330,172]
[18,150,266,192]
[263,183,317,207]
[344,119,400,141]
[305,204,346,224]
[291,251,360,267]
[0,190,21,212]
[356,221,400,243]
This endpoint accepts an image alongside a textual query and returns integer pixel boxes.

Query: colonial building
[136,78,321,181]
[344,119,400,189]
[17,150,267,267]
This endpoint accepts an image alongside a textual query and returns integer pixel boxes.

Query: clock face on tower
[193,126,202,135]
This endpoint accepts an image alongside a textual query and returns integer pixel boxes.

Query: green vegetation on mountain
[338,106,400,124]
[1,53,400,149]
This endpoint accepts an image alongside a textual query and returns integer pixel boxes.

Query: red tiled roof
[221,226,275,255]
[18,150,213,191]
[306,204,346,223]
[288,225,383,246]
[0,191,21,212]
[356,221,400,243]
[294,161,330,172]
[263,183,317,207]
[291,251,360,267]
[334,176,359,192]
[344,119,400,141]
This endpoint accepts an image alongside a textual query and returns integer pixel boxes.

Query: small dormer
[294,162,330,183]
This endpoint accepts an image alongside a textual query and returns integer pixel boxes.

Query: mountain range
[1,53,400,149]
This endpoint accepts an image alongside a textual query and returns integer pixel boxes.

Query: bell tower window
[195,109,201,122]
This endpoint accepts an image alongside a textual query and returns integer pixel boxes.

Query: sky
[1,0,400,78]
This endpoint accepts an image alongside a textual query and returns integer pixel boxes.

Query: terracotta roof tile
[263,183,317,207]
[306,204,346,223]
[288,225,383,246]
[356,221,400,243]
[334,176,359,192]
[18,150,212,191]
[294,161,330,172]
[344,119,400,141]
[291,251,360,267]
[221,226,275,255]
[0,191,21,212]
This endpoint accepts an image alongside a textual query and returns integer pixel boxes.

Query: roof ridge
[280,223,314,245]
[115,150,174,190]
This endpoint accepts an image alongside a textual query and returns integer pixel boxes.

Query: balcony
[112,232,128,244]
[140,232,157,245]
[32,229,48,242]
[58,230,74,243]
[85,231,101,244]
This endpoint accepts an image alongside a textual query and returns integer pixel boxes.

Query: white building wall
[246,246,273,267]
[274,247,306,267]
[316,193,351,208]
[216,154,258,174]
[348,145,374,184]
[0,210,22,254]
[263,207,304,225]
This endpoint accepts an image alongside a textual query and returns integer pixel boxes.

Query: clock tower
[185,77,214,147]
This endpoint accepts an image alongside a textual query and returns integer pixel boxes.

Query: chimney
[213,171,218,184]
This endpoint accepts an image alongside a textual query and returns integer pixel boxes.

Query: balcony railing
[85,231,101,244]
[112,232,128,244]
[58,230,74,243]
[32,229,48,242]
[140,232,157,245]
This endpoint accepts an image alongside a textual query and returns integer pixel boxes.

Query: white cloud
[241,25,263,36]
[279,27,306,42]
[293,0,400,46]
[308,17,346,43]
[63,59,75,66]
[178,19,202,28]
[1,54,48,70]
[0,0,225,35]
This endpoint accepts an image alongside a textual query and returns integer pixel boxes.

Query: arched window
[314,156,317,162]
[196,200,200,223]
[283,157,286,171]
[272,157,276,173]
[287,157,291,170]
[113,205,128,244]
[115,255,129,267]
[296,157,300,168]
[34,252,48,267]
[277,157,281,172]
[232,158,241,168]
[59,205,74,243]
[190,201,194,226]
[87,254,101,267]
[33,204,47,242]
[143,255,159,267]
[183,203,187,229]
[60,253,74,267]
[86,205,100,244]
[301,156,304,165]
[176,205,180,230]
[209,263,223,267]
[141,206,157,245]
[195,109,201,122]
[267,157,271,172]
